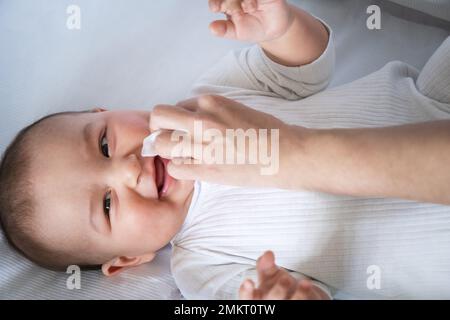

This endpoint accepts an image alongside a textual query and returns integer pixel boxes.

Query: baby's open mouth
[154,156,165,197]
[154,156,173,198]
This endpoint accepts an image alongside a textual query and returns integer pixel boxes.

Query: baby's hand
[208,0,293,42]
[239,251,331,300]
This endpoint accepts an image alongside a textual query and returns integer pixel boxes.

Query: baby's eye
[103,191,112,219]
[100,130,110,158]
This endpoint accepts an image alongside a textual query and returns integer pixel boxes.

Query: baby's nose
[118,154,141,188]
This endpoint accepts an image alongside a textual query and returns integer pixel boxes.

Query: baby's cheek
[125,200,160,228]
[122,111,150,134]
[110,110,150,149]
[115,218,152,253]
[121,197,176,239]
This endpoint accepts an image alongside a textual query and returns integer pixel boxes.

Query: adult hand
[149,94,450,205]
[149,95,306,188]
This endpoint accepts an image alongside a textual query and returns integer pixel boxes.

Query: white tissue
[141,130,163,157]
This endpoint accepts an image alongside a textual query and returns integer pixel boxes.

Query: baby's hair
[0,110,101,271]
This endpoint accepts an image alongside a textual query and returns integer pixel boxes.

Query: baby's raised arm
[209,0,329,66]
[192,0,334,100]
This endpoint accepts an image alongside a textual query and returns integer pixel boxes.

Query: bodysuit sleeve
[190,19,335,101]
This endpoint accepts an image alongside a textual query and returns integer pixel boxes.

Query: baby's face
[31,109,194,273]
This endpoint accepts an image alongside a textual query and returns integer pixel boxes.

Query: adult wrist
[278,124,317,190]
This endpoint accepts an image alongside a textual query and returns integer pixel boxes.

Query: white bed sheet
[0,0,449,299]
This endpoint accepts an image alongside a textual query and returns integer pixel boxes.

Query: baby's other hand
[208,0,293,42]
[239,251,331,300]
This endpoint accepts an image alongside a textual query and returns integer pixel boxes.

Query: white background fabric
[0,0,449,299]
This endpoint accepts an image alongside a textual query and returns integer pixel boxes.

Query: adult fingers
[175,98,200,112]
[151,130,203,159]
[150,104,196,133]
[167,160,220,181]
[167,161,262,184]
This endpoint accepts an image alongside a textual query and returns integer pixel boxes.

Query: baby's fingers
[256,251,279,283]
[290,280,322,300]
[209,0,222,12]
[241,0,257,13]
[212,0,243,15]
[264,274,296,300]
[209,19,237,39]
[239,279,256,300]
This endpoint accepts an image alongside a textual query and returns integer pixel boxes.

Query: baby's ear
[91,107,107,113]
[101,253,155,277]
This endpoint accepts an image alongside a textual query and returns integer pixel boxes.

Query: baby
[1,0,450,300]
